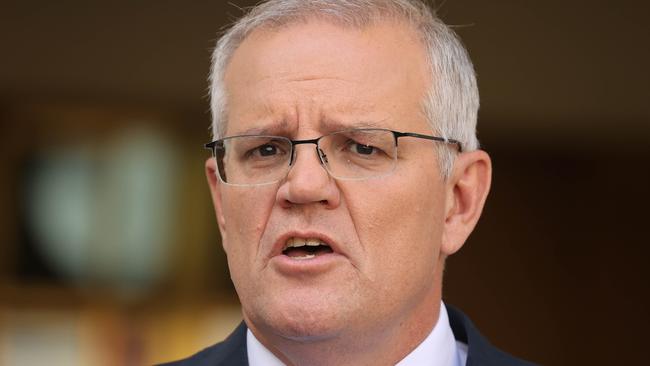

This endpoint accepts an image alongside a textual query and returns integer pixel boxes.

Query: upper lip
[270,231,343,258]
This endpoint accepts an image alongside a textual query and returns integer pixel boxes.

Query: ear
[441,150,492,256]
[205,157,228,246]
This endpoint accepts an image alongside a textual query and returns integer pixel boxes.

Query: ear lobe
[205,158,228,243]
[441,150,492,256]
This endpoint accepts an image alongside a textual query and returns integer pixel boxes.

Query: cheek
[220,188,276,262]
[220,188,277,302]
[346,176,445,273]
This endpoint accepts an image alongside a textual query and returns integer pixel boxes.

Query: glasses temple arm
[392,131,463,152]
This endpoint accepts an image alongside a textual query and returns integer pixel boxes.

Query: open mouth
[282,237,334,260]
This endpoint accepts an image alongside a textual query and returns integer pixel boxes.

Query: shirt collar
[396,302,464,366]
[247,301,465,366]
[247,328,285,366]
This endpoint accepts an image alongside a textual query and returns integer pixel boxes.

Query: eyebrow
[320,118,389,132]
[230,117,389,138]
[234,121,291,137]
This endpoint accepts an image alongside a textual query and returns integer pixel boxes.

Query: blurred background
[0,0,648,365]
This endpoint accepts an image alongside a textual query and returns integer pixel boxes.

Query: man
[164,0,535,365]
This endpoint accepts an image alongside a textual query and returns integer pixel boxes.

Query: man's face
[209,20,452,341]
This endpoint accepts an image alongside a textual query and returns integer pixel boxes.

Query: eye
[329,131,391,160]
[354,143,376,155]
[342,138,382,156]
[243,139,290,161]
[256,144,278,157]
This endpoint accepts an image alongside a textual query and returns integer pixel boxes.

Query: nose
[276,143,341,209]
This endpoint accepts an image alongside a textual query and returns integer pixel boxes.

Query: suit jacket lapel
[217,322,248,365]
[446,304,536,366]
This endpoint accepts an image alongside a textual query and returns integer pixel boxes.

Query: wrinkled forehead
[221,17,431,136]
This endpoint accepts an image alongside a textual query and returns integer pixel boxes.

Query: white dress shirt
[247,301,468,366]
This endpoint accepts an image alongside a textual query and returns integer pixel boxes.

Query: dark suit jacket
[160,304,537,366]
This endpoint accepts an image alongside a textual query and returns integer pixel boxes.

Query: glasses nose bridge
[289,137,326,167]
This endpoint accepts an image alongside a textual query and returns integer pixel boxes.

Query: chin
[248,290,350,342]
[272,311,345,342]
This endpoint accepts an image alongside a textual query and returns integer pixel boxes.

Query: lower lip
[270,252,346,275]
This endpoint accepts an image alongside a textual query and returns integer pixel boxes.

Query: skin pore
[205,17,491,366]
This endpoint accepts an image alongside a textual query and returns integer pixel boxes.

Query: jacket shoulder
[157,322,248,366]
[445,304,538,366]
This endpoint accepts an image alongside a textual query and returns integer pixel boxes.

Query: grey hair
[209,0,479,177]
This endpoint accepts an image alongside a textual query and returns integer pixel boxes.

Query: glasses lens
[321,129,397,180]
[215,135,292,185]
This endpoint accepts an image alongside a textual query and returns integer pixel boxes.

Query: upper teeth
[284,237,324,250]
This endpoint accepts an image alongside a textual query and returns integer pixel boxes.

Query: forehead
[223,19,431,135]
